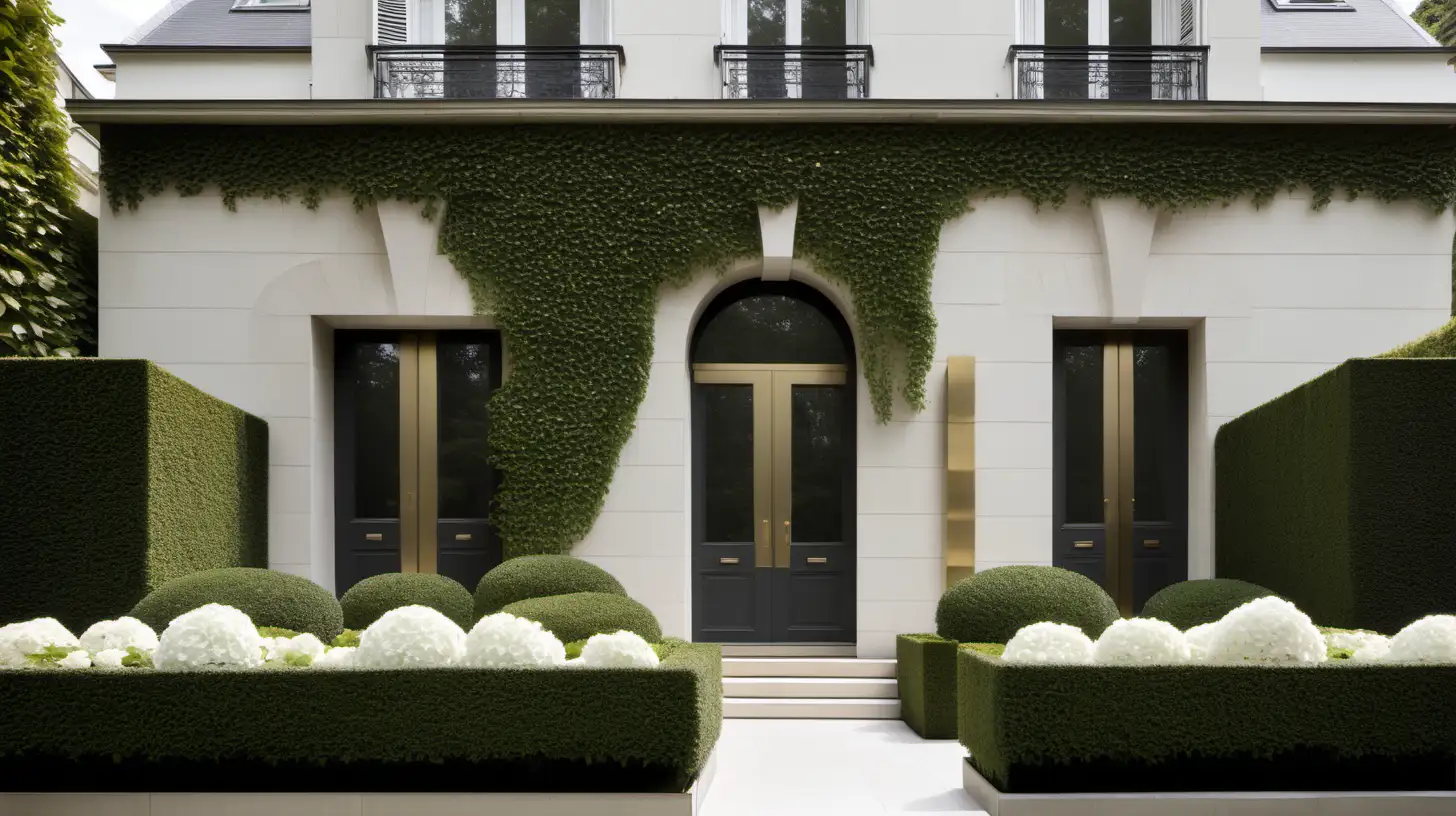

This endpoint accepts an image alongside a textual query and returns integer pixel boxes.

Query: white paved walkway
[701,720,985,816]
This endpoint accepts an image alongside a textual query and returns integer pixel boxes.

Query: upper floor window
[717,0,871,99]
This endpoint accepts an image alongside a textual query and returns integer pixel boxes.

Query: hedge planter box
[1216,358,1456,633]
[958,647,1456,795]
[0,642,722,794]
[896,634,958,739]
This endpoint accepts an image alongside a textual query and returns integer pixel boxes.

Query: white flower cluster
[464,613,567,668]
[79,617,158,654]
[1204,597,1327,665]
[1387,615,1456,663]
[315,646,357,668]
[262,633,327,666]
[576,631,659,668]
[1003,622,1095,665]
[0,618,79,667]
[152,604,265,671]
[1093,618,1190,665]
[1184,623,1218,662]
[355,606,467,669]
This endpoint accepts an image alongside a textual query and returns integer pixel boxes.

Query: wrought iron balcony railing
[371,45,624,100]
[713,45,873,100]
[1007,45,1209,101]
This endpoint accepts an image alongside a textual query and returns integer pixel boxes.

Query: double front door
[1054,331,1189,615]
[334,331,502,596]
[693,364,855,643]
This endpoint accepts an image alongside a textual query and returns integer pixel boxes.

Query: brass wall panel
[945,357,976,588]
[398,334,421,573]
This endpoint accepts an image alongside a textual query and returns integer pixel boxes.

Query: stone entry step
[724,697,902,719]
[724,677,898,699]
[723,657,897,678]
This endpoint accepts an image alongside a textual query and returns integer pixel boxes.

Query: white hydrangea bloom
[1002,622,1095,665]
[1324,630,1391,662]
[1388,615,1456,664]
[1094,618,1189,665]
[92,648,128,668]
[355,605,467,669]
[57,650,91,669]
[0,618,79,667]
[1205,596,1326,665]
[263,633,327,665]
[79,617,159,654]
[314,646,358,669]
[578,631,660,668]
[1185,623,1218,662]
[464,613,567,668]
[152,604,265,671]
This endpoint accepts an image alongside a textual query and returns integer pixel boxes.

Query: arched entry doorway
[690,280,856,643]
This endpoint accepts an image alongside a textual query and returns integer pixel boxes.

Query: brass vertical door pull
[783,520,791,549]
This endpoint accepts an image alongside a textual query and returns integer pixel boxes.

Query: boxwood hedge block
[958,648,1456,794]
[0,359,267,631]
[935,565,1119,644]
[131,568,344,641]
[1140,579,1282,630]
[1216,359,1456,633]
[896,634,958,740]
[0,641,721,792]
[474,555,627,617]
[342,573,475,630]
[502,592,661,644]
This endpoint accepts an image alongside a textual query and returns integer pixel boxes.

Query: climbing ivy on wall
[102,123,1456,556]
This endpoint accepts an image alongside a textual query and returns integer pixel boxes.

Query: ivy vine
[102,123,1456,556]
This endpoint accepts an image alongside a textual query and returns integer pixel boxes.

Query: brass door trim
[945,357,976,588]
[399,334,422,573]
[1115,340,1136,618]
[417,337,440,574]
[694,368,775,567]
[694,363,848,374]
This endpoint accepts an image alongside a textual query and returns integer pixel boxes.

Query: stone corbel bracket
[1091,198,1161,324]
[757,200,799,281]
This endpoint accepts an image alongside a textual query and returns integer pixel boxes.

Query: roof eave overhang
[1262,46,1456,54]
[101,44,312,58]
[66,98,1456,133]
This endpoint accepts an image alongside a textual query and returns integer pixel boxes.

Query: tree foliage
[1413,0,1456,45]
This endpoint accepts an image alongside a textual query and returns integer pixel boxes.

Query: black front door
[334,331,502,596]
[1053,330,1189,615]
[690,282,856,643]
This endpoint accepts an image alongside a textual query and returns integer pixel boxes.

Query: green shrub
[1140,579,1282,630]
[130,568,343,641]
[474,555,627,617]
[935,566,1119,644]
[0,641,722,792]
[341,573,475,630]
[0,360,268,631]
[896,635,959,740]
[1216,359,1456,632]
[958,648,1456,794]
[503,592,661,644]
[332,630,361,648]
[257,627,300,639]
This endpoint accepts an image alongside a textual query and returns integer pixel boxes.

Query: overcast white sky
[50,0,1433,98]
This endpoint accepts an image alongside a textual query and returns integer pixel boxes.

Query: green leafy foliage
[1376,316,1456,357]
[896,634,958,739]
[1216,359,1456,633]
[341,572,476,629]
[474,555,627,617]
[23,645,75,666]
[502,591,662,644]
[0,359,268,630]
[120,646,152,668]
[1140,579,1282,630]
[935,565,1120,644]
[130,568,344,641]
[0,641,722,792]
[958,648,1456,793]
[1414,0,1456,44]
[100,123,1456,556]
[256,626,300,639]
[0,0,95,356]
[331,629,360,648]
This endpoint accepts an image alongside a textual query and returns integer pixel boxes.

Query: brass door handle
[784,520,791,548]
[365,533,383,541]
[455,533,473,541]
[807,557,827,564]
[1143,539,1161,548]
[1073,540,1094,549]
[720,557,740,565]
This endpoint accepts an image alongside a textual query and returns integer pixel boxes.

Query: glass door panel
[1044,0,1090,99]
[434,336,500,593]
[524,0,581,97]
[335,338,403,594]
[747,0,789,99]
[1130,339,1187,613]
[801,0,848,100]
[445,0,498,98]
[1109,0,1152,98]
[1054,336,1108,588]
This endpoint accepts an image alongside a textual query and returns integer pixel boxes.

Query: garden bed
[958,646,1456,794]
[0,641,721,793]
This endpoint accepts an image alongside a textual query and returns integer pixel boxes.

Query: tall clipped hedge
[0,0,96,356]
[0,360,269,630]
[1216,359,1456,633]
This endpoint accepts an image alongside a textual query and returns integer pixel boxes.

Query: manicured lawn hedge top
[342,573,475,629]
[935,566,1119,644]
[0,360,268,631]
[474,555,627,617]
[957,647,1456,793]
[1216,359,1456,632]
[1141,579,1282,630]
[502,592,662,644]
[131,568,344,641]
[0,641,722,791]
[896,634,959,740]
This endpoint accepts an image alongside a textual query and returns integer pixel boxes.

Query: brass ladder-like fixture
[398,332,440,574]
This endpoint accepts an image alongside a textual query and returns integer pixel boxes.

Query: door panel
[334,336,404,594]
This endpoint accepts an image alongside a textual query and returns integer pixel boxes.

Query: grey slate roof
[1261,0,1438,48]
[129,0,310,48]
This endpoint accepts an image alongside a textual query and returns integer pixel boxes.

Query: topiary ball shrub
[935,565,1119,644]
[501,592,661,644]
[341,572,475,630]
[474,555,627,617]
[130,567,344,641]
[1141,578,1283,630]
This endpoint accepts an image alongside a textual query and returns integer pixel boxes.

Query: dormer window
[231,0,310,9]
